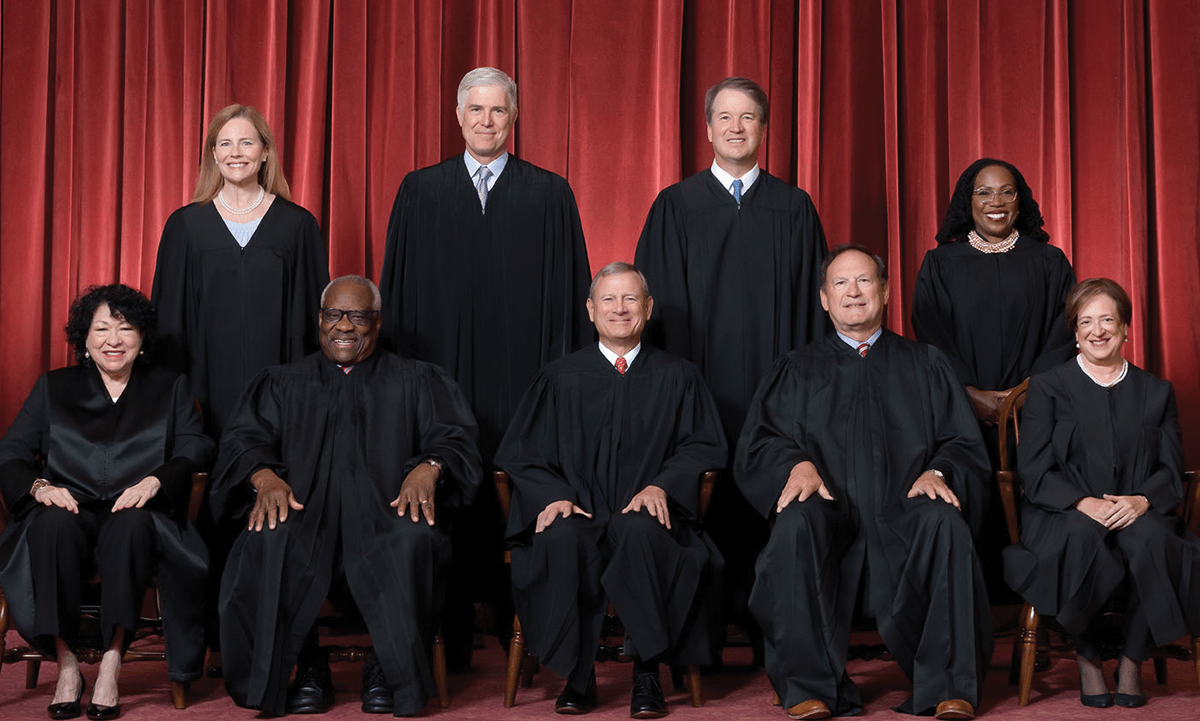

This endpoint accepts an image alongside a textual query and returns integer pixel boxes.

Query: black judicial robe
[496,345,727,683]
[211,350,480,716]
[735,332,992,715]
[379,154,593,465]
[911,238,1076,391]
[1003,360,1200,643]
[151,199,329,437]
[635,169,828,444]
[0,362,214,680]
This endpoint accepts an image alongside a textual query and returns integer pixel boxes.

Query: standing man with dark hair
[736,246,991,720]
[379,67,593,665]
[635,76,828,646]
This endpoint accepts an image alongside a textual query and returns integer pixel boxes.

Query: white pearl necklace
[217,185,265,215]
[1077,354,1128,388]
[968,228,1019,254]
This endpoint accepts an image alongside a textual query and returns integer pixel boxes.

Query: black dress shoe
[84,702,120,721]
[361,649,393,714]
[630,670,667,719]
[287,660,334,714]
[555,674,598,715]
[48,675,85,720]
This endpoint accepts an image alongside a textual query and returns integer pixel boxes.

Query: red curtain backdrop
[2,0,1198,460]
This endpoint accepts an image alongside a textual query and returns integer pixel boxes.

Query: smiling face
[86,304,143,381]
[318,281,380,367]
[456,84,516,164]
[1074,294,1127,367]
[820,249,889,340]
[213,116,267,188]
[586,271,653,352]
[970,164,1019,243]
[706,88,766,174]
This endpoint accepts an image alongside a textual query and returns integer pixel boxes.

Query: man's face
[586,272,653,349]
[706,88,766,169]
[819,250,889,339]
[318,281,380,366]
[456,84,516,164]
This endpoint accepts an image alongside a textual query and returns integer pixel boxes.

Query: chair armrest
[494,471,511,522]
[996,470,1021,545]
[1183,470,1200,537]
[188,472,209,525]
[698,471,717,519]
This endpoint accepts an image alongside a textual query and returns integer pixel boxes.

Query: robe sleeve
[150,374,216,522]
[635,191,690,357]
[209,369,287,521]
[1138,382,1184,512]
[379,173,418,356]
[1017,374,1085,511]
[494,371,583,535]
[911,250,974,386]
[150,207,193,377]
[733,355,813,519]
[0,374,49,518]
[645,365,727,516]
[548,179,593,356]
[287,209,330,363]
[791,190,831,343]
[1027,250,1077,378]
[407,363,482,514]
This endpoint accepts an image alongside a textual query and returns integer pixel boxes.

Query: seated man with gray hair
[497,262,727,718]
[213,275,481,716]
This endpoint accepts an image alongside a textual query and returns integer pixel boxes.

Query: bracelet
[29,478,51,499]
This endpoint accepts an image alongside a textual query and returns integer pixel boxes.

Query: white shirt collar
[598,341,641,369]
[836,328,883,352]
[710,160,760,197]
[463,151,509,189]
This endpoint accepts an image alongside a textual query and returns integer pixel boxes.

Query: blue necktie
[732,178,743,206]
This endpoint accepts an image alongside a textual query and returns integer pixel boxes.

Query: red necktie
[857,342,869,358]
[615,356,628,375]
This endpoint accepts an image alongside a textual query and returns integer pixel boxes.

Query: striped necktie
[857,342,869,358]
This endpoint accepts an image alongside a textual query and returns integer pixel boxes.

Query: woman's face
[86,304,143,380]
[213,116,266,187]
[1075,294,1127,366]
[970,164,1019,243]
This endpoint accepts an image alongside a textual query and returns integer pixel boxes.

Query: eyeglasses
[972,188,1017,204]
[320,308,379,326]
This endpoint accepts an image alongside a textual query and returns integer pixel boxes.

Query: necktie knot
[732,178,743,206]
[857,342,869,358]
[476,166,493,212]
[615,356,628,375]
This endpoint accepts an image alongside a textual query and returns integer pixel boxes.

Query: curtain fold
[2,0,1198,460]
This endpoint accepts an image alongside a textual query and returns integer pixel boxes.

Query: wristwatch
[29,477,51,499]
[925,469,945,480]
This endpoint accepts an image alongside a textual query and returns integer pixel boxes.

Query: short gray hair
[321,275,382,312]
[457,67,518,113]
[589,261,650,299]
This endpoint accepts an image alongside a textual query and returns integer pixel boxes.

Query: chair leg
[1153,655,1168,685]
[26,658,40,689]
[170,680,188,709]
[686,664,703,707]
[433,633,449,709]
[504,614,525,708]
[1016,603,1040,706]
[1192,635,1200,689]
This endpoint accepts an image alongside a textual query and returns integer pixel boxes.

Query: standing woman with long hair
[150,104,329,671]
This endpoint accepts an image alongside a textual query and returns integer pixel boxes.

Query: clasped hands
[247,462,441,532]
[774,461,960,514]
[32,477,162,514]
[535,484,671,533]
[1074,494,1149,530]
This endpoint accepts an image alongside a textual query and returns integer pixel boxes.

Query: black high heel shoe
[1114,666,1146,708]
[48,674,85,720]
[85,700,120,721]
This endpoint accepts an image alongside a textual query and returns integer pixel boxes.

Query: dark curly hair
[935,158,1049,245]
[65,284,157,364]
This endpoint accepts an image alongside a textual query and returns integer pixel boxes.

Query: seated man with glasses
[211,275,481,717]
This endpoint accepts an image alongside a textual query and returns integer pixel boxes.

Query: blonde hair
[192,104,292,204]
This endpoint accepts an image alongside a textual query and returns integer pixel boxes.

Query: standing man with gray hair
[379,66,593,666]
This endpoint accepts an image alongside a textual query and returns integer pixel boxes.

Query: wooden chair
[0,471,210,709]
[494,470,717,709]
[994,379,1200,705]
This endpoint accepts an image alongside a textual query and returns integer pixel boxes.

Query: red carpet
[3,629,1196,719]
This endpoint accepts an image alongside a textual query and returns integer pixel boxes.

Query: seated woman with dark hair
[1003,278,1200,708]
[0,284,214,720]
